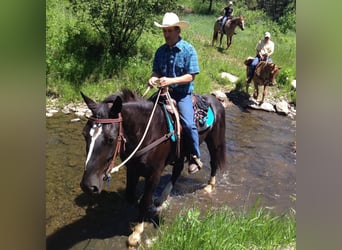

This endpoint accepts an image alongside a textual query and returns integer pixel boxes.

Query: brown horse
[80,88,226,247]
[212,16,245,49]
[244,57,281,104]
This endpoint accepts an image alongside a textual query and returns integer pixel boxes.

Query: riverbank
[46,87,296,120]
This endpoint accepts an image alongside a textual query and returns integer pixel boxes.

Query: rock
[49,109,59,113]
[291,79,296,89]
[75,111,85,117]
[211,90,229,108]
[220,72,239,83]
[61,106,71,114]
[275,100,289,115]
[70,118,81,122]
[249,101,275,112]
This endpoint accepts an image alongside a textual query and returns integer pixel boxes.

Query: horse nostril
[90,185,99,194]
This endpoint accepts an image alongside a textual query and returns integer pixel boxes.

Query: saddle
[149,92,215,141]
[192,94,214,133]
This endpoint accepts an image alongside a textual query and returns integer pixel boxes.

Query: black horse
[80,88,226,247]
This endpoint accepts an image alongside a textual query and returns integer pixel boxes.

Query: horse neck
[227,18,239,30]
[121,102,166,140]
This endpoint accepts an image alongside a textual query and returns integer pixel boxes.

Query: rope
[109,87,162,174]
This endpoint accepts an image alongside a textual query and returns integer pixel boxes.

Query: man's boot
[188,155,203,174]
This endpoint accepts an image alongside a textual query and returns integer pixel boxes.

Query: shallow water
[46,103,296,249]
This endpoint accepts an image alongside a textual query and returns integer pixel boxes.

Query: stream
[46,102,296,249]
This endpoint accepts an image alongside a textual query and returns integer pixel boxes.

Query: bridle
[85,87,165,182]
[87,114,125,181]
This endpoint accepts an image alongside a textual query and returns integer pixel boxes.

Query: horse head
[238,16,245,30]
[269,63,281,84]
[80,91,123,195]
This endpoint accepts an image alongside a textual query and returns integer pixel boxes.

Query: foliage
[46,0,177,86]
[277,0,296,33]
[47,0,296,105]
[147,206,296,250]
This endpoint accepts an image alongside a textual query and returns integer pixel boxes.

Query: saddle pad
[163,103,215,140]
[198,106,215,133]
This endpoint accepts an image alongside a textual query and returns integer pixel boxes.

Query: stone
[220,72,239,83]
[275,100,289,115]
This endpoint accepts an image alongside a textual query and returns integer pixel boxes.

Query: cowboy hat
[228,1,233,5]
[264,32,271,38]
[154,12,189,29]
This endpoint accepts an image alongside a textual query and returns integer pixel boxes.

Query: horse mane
[103,88,144,104]
[232,16,244,22]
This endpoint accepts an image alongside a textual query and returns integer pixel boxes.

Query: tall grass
[146,206,296,250]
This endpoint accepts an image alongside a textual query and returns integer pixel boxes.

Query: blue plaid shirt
[152,37,200,94]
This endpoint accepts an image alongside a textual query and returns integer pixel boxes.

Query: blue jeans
[170,91,201,158]
[248,56,273,78]
[221,16,231,30]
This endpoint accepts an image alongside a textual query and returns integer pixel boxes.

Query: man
[221,1,234,33]
[148,12,203,174]
[247,31,275,83]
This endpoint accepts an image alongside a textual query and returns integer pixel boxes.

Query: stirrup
[188,155,203,174]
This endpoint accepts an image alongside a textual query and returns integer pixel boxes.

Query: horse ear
[109,96,122,117]
[80,91,97,113]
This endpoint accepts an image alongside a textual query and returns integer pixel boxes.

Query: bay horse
[212,16,245,49]
[80,88,226,248]
[244,57,281,104]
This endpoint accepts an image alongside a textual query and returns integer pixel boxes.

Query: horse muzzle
[80,172,103,195]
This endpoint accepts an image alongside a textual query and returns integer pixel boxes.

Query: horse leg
[154,158,184,207]
[127,169,162,248]
[126,164,140,203]
[253,82,259,100]
[259,85,267,105]
[219,33,224,48]
[203,120,226,193]
[246,66,250,94]
[226,36,232,50]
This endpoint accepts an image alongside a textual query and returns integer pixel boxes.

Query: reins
[109,87,163,175]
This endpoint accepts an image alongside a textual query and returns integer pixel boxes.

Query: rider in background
[220,1,234,32]
[247,31,275,83]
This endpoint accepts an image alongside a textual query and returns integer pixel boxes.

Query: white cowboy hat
[264,32,271,38]
[154,12,189,29]
[228,1,233,5]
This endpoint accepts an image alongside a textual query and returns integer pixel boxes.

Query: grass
[47,8,296,107]
[145,206,296,250]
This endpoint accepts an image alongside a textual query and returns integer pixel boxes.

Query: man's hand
[148,76,159,87]
[159,77,173,87]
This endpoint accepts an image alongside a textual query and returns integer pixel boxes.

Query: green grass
[146,207,296,250]
[47,4,296,106]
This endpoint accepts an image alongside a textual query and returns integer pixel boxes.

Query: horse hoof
[128,232,141,248]
[204,184,214,193]
[127,222,144,249]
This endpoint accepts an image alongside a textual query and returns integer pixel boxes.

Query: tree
[71,0,176,57]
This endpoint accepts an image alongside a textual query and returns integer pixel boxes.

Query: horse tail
[214,113,227,170]
[212,22,219,45]
[206,95,227,170]
[213,31,218,43]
